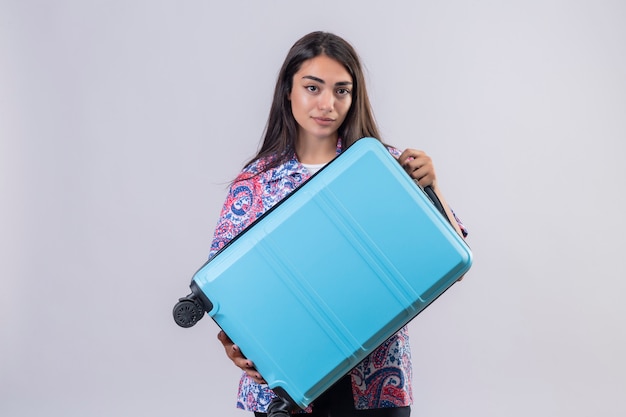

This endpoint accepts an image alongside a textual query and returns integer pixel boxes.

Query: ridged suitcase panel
[192,137,472,408]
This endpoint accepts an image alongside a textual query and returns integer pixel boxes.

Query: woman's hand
[398,147,466,242]
[398,149,436,189]
[217,330,267,384]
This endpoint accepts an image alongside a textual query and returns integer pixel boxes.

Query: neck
[295,134,338,164]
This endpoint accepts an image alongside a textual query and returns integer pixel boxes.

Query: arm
[210,173,267,383]
[209,172,263,259]
[397,148,467,239]
[398,148,468,281]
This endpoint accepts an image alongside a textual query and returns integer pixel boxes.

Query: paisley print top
[208,139,467,412]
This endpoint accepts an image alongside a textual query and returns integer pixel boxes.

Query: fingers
[218,330,246,363]
[398,148,436,187]
[245,368,267,384]
[217,329,233,346]
[217,331,267,384]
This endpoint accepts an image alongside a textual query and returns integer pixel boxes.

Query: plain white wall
[2,1,625,416]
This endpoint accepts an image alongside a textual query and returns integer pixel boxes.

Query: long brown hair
[245,31,383,172]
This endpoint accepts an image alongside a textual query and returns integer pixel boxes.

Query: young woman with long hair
[211,31,467,417]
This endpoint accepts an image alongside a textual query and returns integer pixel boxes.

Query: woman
[211,31,467,417]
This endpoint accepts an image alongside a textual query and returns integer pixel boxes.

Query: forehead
[295,55,352,82]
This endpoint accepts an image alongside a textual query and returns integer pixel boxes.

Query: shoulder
[236,155,271,179]
[235,153,303,185]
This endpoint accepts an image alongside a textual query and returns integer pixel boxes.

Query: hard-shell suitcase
[173,137,472,410]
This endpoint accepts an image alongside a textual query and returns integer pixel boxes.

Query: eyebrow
[302,75,353,86]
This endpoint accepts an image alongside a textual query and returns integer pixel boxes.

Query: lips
[312,116,335,126]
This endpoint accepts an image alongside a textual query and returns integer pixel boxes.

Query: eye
[306,85,319,93]
[336,88,351,96]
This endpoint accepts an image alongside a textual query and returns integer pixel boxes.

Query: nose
[318,90,334,112]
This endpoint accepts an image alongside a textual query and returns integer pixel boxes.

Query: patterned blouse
[208,139,467,413]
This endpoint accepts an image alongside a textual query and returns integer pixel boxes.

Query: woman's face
[289,54,353,145]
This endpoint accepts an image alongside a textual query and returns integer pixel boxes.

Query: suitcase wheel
[172,296,204,328]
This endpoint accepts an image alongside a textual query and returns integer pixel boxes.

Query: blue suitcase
[173,137,472,410]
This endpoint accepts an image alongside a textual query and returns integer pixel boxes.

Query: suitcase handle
[422,185,452,225]
[399,154,451,226]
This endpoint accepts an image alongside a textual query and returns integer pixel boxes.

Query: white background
[2,1,625,416]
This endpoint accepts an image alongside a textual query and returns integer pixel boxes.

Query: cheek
[338,99,353,118]
[290,91,307,114]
